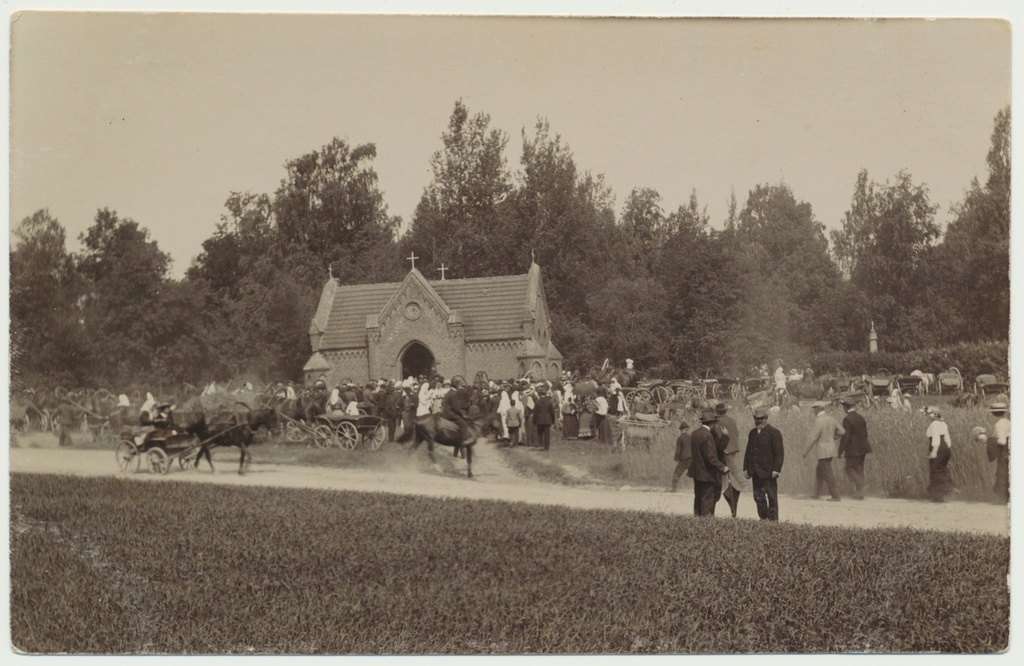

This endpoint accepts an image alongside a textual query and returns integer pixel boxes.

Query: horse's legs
[198,446,215,473]
[238,443,249,475]
[465,444,473,478]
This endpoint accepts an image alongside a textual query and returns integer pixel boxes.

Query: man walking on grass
[838,397,872,499]
[670,421,691,492]
[743,407,784,520]
[804,401,845,501]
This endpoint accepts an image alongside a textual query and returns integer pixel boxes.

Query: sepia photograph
[4,1,1017,658]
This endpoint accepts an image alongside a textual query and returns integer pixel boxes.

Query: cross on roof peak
[407,252,419,270]
[438,263,448,280]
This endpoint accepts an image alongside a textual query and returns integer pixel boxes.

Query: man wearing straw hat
[688,409,729,516]
[803,401,845,501]
[986,400,1009,503]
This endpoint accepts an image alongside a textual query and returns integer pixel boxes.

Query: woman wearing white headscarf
[139,392,156,424]
[416,380,432,417]
[497,386,512,440]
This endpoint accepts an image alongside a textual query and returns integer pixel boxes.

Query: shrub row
[10,474,1009,654]
[806,340,1008,379]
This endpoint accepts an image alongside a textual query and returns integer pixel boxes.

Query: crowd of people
[310,368,632,450]
[671,395,1010,520]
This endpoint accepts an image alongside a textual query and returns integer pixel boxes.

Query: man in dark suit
[743,407,785,520]
[838,397,872,500]
[533,383,558,452]
[441,377,470,443]
[688,410,729,516]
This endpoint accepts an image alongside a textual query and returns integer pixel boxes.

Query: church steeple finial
[407,252,419,271]
[328,263,334,280]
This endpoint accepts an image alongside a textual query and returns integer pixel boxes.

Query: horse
[185,407,276,475]
[396,411,504,478]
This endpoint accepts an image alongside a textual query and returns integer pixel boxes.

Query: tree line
[9,102,1009,390]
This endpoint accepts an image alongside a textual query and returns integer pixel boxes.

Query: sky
[4,3,1016,282]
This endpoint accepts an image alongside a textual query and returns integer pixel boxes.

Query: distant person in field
[838,396,872,500]
[714,403,744,517]
[688,409,729,516]
[925,407,955,502]
[774,363,788,403]
[986,401,1009,503]
[56,397,76,448]
[803,401,845,501]
[743,407,784,521]
[670,421,691,492]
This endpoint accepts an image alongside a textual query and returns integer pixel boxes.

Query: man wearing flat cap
[688,409,729,516]
[743,408,785,520]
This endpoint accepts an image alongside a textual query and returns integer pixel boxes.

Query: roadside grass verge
[11,473,1008,655]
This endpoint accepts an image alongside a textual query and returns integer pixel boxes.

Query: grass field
[10,473,1009,654]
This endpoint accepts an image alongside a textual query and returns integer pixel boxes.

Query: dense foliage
[8,103,1009,388]
[10,474,1009,654]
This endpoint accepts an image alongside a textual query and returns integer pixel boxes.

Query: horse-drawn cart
[937,367,964,395]
[975,374,1010,401]
[116,427,202,475]
[314,412,387,450]
[615,413,673,452]
[895,375,925,396]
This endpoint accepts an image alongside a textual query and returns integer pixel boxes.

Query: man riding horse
[441,376,470,443]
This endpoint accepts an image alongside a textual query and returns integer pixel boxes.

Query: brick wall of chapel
[370,284,466,382]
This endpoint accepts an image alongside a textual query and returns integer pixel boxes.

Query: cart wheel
[368,424,386,450]
[336,421,359,450]
[80,414,90,434]
[148,448,170,475]
[116,440,141,474]
[285,421,307,442]
[652,386,674,405]
[313,425,335,448]
[178,453,196,470]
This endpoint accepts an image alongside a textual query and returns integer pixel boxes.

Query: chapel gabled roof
[317,265,539,350]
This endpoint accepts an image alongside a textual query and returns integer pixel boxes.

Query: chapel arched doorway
[400,341,435,380]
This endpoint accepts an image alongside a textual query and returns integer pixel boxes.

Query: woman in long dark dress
[925,407,955,502]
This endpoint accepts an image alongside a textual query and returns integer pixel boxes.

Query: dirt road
[8,437,1009,537]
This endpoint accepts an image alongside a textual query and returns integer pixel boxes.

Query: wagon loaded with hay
[615,413,673,452]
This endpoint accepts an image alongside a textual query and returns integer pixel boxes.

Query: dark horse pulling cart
[115,406,274,475]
